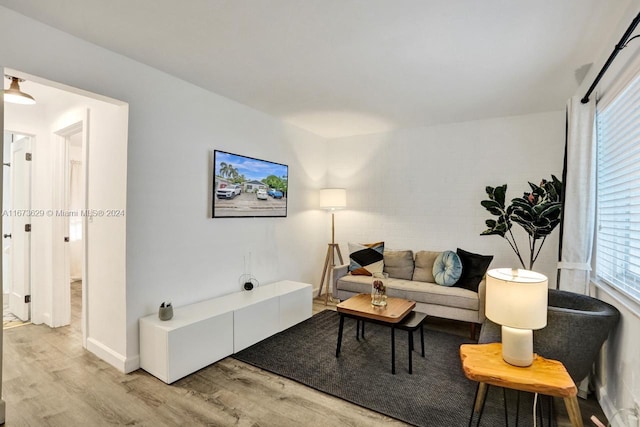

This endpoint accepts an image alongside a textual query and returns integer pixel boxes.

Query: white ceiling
[0,0,630,138]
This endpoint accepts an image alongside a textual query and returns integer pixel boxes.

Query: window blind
[596,73,640,302]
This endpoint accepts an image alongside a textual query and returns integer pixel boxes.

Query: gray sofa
[333,250,487,330]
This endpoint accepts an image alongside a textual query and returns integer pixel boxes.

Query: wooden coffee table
[335,293,416,374]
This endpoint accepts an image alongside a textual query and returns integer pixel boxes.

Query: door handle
[3,234,11,239]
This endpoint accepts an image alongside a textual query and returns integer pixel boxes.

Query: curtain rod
[581,11,640,104]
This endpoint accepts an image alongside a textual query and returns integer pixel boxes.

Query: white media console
[139,280,312,383]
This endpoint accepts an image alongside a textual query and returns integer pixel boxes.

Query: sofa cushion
[336,275,479,311]
[383,250,414,280]
[432,250,463,286]
[455,248,493,292]
[413,251,440,282]
[348,241,384,276]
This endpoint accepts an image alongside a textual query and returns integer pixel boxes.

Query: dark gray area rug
[233,310,546,427]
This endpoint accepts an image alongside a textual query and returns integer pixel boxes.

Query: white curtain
[557,96,596,295]
[69,160,83,281]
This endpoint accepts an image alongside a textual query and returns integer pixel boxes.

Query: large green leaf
[481,217,509,237]
[481,200,504,216]
[540,203,561,219]
[493,185,506,206]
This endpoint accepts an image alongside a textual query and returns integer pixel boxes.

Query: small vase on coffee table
[371,272,388,307]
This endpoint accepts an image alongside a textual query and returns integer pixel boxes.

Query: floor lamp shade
[486,268,548,366]
[319,188,346,210]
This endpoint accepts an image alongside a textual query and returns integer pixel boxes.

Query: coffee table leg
[356,319,360,340]
[420,323,425,357]
[336,314,345,357]
[408,330,413,374]
[362,320,365,338]
[391,326,396,374]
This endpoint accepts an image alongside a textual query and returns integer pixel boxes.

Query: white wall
[594,287,640,421]
[327,111,566,287]
[1,6,328,372]
[121,53,328,369]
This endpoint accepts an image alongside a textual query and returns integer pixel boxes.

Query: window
[596,73,640,302]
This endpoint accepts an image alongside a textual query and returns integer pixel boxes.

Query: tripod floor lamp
[318,188,346,305]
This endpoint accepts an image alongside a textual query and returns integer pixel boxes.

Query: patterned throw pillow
[348,241,385,276]
[432,250,463,286]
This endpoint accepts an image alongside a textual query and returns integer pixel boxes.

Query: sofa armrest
[477,278,486,323]
[332,264,349,291]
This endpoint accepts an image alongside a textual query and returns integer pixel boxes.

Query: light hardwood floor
[2,287,606,426]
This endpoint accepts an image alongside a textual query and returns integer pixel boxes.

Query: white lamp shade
[319,188,346,210]
[4,77,36,105]
[4,90,36,104]
[485,268,548,330]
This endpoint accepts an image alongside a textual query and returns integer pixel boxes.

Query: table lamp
[318,188,346,304]
[485,268,548,367]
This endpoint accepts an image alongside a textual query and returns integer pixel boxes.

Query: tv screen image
[212,150,288,218]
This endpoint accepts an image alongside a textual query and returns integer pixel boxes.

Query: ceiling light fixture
[4,75,36,105]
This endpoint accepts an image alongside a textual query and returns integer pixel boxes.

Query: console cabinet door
[234,298,279,352]
[168,312,234,383]
[279,286,312,331]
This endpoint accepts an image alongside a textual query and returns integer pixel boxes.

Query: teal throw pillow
[432,250,462,286]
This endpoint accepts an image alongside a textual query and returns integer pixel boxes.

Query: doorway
[3,67,129,372]
[68,131,84,331]
[2,132,32,327]
[52,121,87,332]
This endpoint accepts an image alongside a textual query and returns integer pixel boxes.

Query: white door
[51,122,83,329]
[2,132,12,295]
[8,136,31,321]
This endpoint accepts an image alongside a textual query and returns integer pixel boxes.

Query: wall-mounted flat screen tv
[212,150,288,218]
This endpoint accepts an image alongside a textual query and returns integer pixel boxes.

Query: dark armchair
[478,289,620,383]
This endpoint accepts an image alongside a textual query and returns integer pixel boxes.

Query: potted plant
[480,175,563,270]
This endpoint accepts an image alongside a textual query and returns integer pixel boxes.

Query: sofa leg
[470,323,477,340]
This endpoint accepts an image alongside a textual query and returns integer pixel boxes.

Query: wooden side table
[460,343,583,427]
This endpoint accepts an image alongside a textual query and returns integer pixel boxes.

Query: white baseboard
[124,355,140,374]
[598,384,621,427]
[86,337,139,373]
[41,312,52,326]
